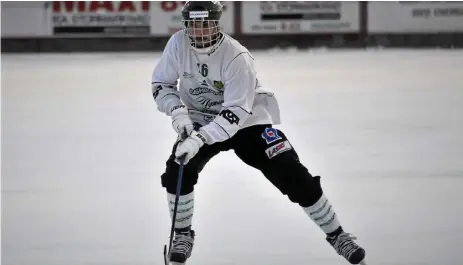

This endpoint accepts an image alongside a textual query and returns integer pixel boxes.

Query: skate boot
[327,231,365,264]
[170,229,195,264]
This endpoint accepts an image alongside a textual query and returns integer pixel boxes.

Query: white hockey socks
[167,191,194,230]
[302,194,341,234]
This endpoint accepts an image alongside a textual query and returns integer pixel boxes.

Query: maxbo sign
[52,1,151,35]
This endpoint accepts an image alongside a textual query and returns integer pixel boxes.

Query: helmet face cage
[182,17,221,54]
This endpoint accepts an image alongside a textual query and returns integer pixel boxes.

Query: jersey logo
[183,72,194,79]
[261,127,282,144]
[213,80,224,90]
[204,115,215,122]
[189,87,223,96]
[219,109,240,125]
[200,80,208,87]
[197,96,223,109]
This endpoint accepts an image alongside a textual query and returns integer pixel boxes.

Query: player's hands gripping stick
[175,131,207,164]
[171,105,194,137]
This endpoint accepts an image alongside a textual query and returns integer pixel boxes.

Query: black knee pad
[261,152,321,205]
[293,175,323,207]
[161,159,197,195]
[282,164,323,207]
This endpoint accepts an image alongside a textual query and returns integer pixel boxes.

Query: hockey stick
[163,153,187,265]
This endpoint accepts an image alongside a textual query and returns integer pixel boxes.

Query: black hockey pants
[160,124,323,207]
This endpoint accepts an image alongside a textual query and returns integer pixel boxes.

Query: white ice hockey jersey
[151,31,281,145]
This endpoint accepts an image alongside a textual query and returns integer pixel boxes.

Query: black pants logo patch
[265,141,292,159]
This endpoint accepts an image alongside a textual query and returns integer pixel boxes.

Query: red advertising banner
[52,1,151,35]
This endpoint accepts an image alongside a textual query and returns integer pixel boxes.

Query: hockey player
[152,1,366,264]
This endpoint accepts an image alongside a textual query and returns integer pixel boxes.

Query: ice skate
[327,231,366,264]
[169,230,195,264]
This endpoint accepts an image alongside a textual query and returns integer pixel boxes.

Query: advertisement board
[149,1,234,36]
[242,1,360,34]
[51,1,151,35]
[368,2,463,33]
[1,1,52,37]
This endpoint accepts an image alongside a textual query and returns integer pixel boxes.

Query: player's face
[186,20,218,48]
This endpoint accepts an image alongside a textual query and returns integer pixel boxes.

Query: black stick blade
[163,245,169,265]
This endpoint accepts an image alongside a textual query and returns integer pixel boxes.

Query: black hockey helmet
[181,1,224,54]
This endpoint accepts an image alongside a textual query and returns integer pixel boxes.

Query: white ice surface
[2,49,463,265]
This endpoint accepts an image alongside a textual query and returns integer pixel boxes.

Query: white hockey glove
[175,131,207,165]
[171,105,194,139]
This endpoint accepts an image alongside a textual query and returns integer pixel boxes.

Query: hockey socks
[302,193,342,234]
[167,191,194,230]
